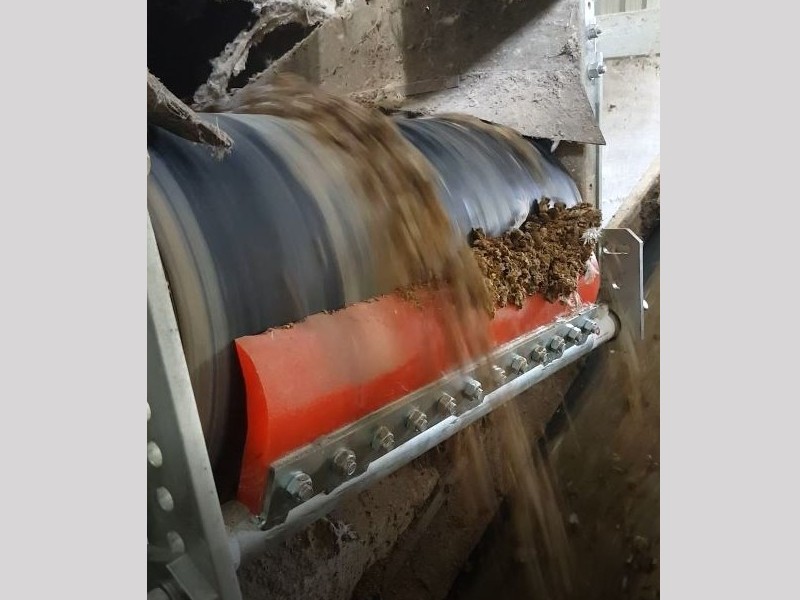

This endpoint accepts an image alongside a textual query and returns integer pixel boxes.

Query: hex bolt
[147,441,163,468]
[588,62,606,79]
[565,324,587,345]
[549,335,566,357]
[333,448,357,477]
[166,531,185,555]
[581,318,601,335]
[491,365,507,385]
[588,53,607,79]
[588,24,602,39]
[407,408,429,432]
[530,345,549,365]
[284,470,315,501]
[372,426,396,452]
[438,393,458,416]
[462,378,484,402]
[509,354,528,375]
[156,487,174,512]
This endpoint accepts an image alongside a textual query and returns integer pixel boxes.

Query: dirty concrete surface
[600,56,660,225]
[224,0,603,144]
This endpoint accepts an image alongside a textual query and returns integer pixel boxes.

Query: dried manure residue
[471,201,601,311]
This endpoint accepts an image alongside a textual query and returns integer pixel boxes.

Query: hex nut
[530,345,549,365]
[438,393,458,416]
[588,54,607,79]
[372,426,395,452]
[491,365,507,385]
[285,471,314,501]
[565,324,587,345]
[333,449,357,477]
[549,335,566,357]
[581,319,601,335]
[509,354,528,374]
[407,408,429,432]
[463,378,484,402]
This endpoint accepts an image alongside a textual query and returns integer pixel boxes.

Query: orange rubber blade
[235,274,600,513]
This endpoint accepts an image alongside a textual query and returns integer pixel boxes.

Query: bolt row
[529,319,598,366]
[587,20,606,79]
[281,375,486,503]
[279,317,600,504]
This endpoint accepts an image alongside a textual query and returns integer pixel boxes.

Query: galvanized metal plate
[148,214,242,600]
[231,0,605,145]
[600,228,644,339]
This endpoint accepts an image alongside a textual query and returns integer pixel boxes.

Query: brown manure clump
[471,201,601,312]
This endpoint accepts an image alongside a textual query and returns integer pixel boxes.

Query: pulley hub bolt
[332,449,358,477]
[407,408,428,432]
[284,471,314,502]
[372,426,395,452]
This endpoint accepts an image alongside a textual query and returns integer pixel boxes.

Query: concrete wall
[600,55,660,225]
[596,8,660,225]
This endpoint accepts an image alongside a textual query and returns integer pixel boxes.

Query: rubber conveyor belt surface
[147,113,581,488]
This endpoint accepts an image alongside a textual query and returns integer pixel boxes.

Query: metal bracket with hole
[148,213,242,600]
[600,228,645,340]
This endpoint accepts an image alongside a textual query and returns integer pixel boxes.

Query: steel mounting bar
[229,310,616,565]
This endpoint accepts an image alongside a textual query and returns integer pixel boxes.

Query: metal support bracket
[600,228,645,340]
[582,0,604,209]
[228,312,616,563]
[148,214,243,600]
[259,305,608,529]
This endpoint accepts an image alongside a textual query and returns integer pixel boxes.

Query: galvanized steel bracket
[259,305,605,530]
[600,228,645,340]
[148,214,242,600]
